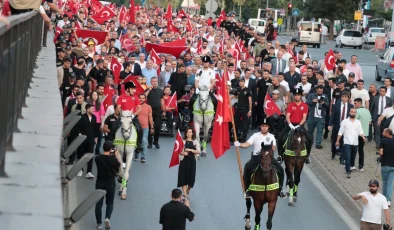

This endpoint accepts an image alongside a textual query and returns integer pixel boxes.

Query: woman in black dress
[177,127,200,198]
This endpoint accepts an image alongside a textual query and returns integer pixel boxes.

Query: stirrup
[276,156,283,163]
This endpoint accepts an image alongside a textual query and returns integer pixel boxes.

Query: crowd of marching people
[3,0,394,228]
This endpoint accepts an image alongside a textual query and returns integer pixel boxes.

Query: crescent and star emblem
[102,11,110,17]
[264,100,271,109]
[328,56,334,66]
[175,140,179,151]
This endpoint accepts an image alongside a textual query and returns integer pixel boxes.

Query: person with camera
[160,188,195,230]
[306,85,329,149]
[352,180,391,230]
[94,141,121,230]
[231,78,252,142]
[379,128,394,206]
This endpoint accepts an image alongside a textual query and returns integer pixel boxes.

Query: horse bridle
[120,115,133,139]
[198,95,210,110]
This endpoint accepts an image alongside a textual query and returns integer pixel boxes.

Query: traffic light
[288,3,293,16]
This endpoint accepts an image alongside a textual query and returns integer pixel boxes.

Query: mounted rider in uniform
[277,88,313,164]
[116,81,143,153]
[234,118,287,199]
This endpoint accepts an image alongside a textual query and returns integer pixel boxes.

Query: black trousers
[77,141,94,173]
[267,116,284,135]
[132,116,143,151]
[234,108,249,141]
[243,155,284,192]
[95,183,115,224]
[148,109,162,145]
[43,24,48,47]
[331,127,343,158]
[251,105,258,128]
[256,104,265,127]
[278,124,312,157]
[357,136,365,169]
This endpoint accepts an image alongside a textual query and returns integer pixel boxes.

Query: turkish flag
[145,43,188,58]
[150,48,162,65]
[75,21,82,29]
[103,85,116,112]
[238,40,251,60]
[145,38,186,52]
[88,0,103,13]
[54,26,63,43]
[169,130,184,168]
[110,57,122,84]
[165,4,172,20]
[167,20,180,33]
[121,75,145,96]
[186,19,193,32]
[264,93,281,116]
[119,5,127,23]
[91,6,116,25]
[129,0,135,23]
[196,38,202,55]
[216,10,226,28]
[166,92,178,112]
[324,49,335,71]
[75,29,107,45]
[177,9,186,18]
[120,35,136,52]
[211,69,231,159]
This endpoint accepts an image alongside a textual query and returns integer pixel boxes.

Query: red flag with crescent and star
[264,93,281,116]
[177,9,186,18]
[110,57,122,84]
[211,69,231,159]
[169,129,184,168]
[150,48,162,65]
[75,29,107,45]
[324,49,335,71]
[216,10,226,28]
[164,4,172,20]
[53,26,63,43]
[91,6,116,25]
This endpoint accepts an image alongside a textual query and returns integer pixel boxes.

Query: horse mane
[121,110,133,117]
[199,85,209,91]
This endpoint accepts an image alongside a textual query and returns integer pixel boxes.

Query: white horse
[193,85,215,158]
[113,110,137,200]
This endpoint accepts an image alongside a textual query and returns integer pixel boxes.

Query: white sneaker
[359,168,364,172]
[97,224,103,229]
[77,170,83,177]
[104,218,111,229]
[86,172,95,179]
[350,167,356,171]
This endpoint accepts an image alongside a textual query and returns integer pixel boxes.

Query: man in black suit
[168,64,188,98]
[244,68,257,129]
[128,55,142,76]
[77,103,99,179]
[370,86,393,148]
[328,91,353,162]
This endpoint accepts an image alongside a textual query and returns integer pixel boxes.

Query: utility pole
[391,1,394,33]
[266,0,269,9]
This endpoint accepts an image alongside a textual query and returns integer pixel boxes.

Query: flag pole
[223,70,245,196]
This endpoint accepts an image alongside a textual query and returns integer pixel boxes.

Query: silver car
[376,47,394,81]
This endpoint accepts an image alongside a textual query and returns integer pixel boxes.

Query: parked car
[335,30,363,49]
[375,47,394,81]
[296,21,322,48]
[363,27,386,44]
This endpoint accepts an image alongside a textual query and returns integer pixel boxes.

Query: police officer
[103,103,121,142]
[233,20,243,36]
[222,13,237,35]
[189,56,217,110]
[332,75,351,104]
[234,118,287,198]
[231,79,252,142]
[277,88,313,164]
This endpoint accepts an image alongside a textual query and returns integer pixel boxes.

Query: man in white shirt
[322,25,328,44]
[136,53,147,69]
[352,180,390,230]
[336,108,366,177]
[297,75,312,102]
[283,58,301,73]
[234,119,287,199]
[297,44,311,61]
[351,79,370,109]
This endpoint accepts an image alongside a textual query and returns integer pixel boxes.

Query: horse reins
[120,115,133,154]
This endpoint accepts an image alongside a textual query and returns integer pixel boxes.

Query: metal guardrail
[0,11,42,177]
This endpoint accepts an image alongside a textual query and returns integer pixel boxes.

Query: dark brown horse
[244,144,279,230]
[284,128,307,206]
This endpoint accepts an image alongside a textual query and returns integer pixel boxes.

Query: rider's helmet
[202,55,211,63]
[294,87,304,96]
[259,118,269,126]
[125,81,136,89]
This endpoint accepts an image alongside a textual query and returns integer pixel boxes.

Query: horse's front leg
[194,121,201,159]
[201,117,212,157]
[266,200,278,230]
[253,200,263,230]
[293,160,305,202]
[120,146,135,200]
[245,198,252,230]
[285,164,295,207]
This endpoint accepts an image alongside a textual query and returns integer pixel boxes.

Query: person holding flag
[265,90,286,136]
[163,86,177,132]
[234,118,287,199]
[277,88,313,164]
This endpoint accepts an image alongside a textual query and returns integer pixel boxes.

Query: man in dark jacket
[168,64,188,98]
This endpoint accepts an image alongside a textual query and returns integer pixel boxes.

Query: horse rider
[277,88,313,164]
[234,119,287,199]
[116,81,143,152]
[188,55,217,112]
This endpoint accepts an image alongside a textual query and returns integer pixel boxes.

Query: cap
[88,41,95,46]
[58,48,66,53]
[294,88,304,95]
[260,118,269,126]
[348,72,355,77]
[125,81,136,89]
[60,39,67,44]
[368,179,379,187]
[69,72,76,78]
[202,56,211,63]
[272,89,280,94]
[291,38,298,43]
[336,77,345,84]
[65,46,71,50]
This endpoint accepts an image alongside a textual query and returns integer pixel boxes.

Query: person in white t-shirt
[296,75,312,102]
[322,25,328,44]
[378,105,394,132]
[352,179,390,230]
[351,79,370,109]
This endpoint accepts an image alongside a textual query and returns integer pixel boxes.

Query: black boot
[132,118,143,153]
[243,174,251,199]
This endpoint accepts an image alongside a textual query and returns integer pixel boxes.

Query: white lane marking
[304,166,359,230]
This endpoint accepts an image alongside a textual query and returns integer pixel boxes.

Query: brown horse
[284,128,307,206]
[244,144,279,230]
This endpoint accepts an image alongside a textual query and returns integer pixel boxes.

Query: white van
[248,19,266,34]
[297,21,322,48]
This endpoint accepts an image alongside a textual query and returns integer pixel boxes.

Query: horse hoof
[288,202,294,206]
[294,196,297,202]
[121,194,127,200]
[118,191,122,196]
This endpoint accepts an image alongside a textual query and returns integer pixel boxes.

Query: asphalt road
[68,40,384,230]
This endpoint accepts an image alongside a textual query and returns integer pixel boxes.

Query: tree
[302,0,359,40]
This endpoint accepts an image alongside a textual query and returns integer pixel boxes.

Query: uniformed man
[332,75,351,105]
[189,56,217,110]
[103,103,121,142]
[232,78,252,142]
[56,48,66,67]
[266,18,275,41]
[277,88,313,164]
[234,118,287,198]
[116,81,143,153]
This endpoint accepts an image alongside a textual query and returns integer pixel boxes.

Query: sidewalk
[309,135,391,223]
